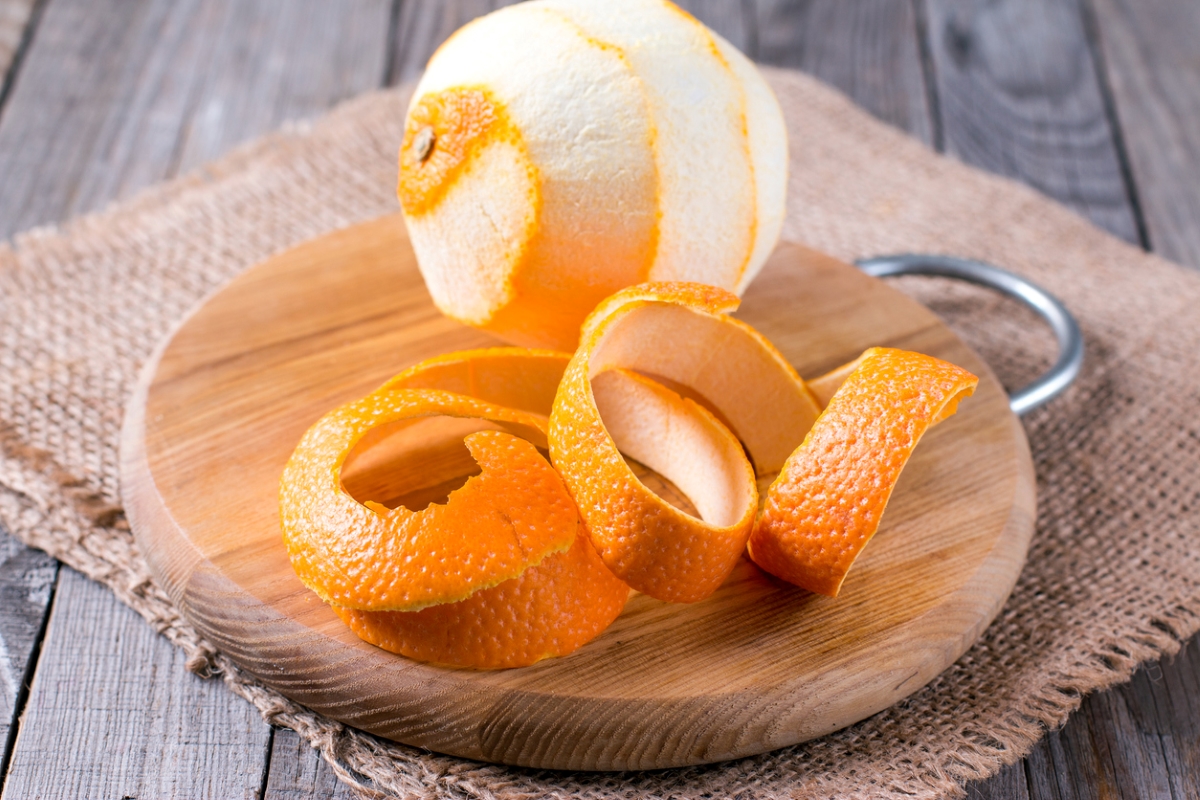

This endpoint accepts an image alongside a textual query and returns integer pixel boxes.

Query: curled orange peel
[280,388,575,612]
[335,529,628,669]
[747,347,979,597]
[550,282,822,603]
[575,283,823,475]
[281,349,630,669]
[379,347,570,417]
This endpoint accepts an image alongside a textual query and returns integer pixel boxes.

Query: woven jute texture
[2,67,1199,799]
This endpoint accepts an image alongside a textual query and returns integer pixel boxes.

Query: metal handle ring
[854,254,1083,416]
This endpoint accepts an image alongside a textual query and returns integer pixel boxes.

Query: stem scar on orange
[550,282,821,603]
[747,347,979,597]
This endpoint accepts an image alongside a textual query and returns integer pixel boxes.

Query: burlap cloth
[1,67,1198,799]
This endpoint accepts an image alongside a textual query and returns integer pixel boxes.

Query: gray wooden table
[0,1,1196,797]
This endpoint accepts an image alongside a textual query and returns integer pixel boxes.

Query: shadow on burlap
[1,68,1198,799]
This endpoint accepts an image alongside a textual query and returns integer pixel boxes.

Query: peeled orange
[398,0,788,351]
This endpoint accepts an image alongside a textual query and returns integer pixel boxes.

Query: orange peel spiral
[748,347,979,597]
[280,349,629,668]
[280,389,573,612]
[549,282,822,603]
[283,305,980,667]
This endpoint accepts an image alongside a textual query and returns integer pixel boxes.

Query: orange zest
[283,303,981,668]
[280,389,572,612]
[747,347,979,597]
[281,349,629,669]
[335,529,628,669]
[549,282,821,603]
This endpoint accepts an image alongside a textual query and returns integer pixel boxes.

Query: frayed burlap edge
[1,67,1199,799]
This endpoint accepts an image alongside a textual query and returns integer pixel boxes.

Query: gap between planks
[919,0,1199,797]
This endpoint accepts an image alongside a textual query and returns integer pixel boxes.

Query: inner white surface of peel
[591,369,753,528]
[413,5,658,303]
[589,302,819,474]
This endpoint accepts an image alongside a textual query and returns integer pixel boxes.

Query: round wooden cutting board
[120,213,1035,771]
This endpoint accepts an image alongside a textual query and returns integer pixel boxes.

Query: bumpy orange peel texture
[281,388,573,612]
[335,529,627,670]
[280,350,630,668]
[747,347,979,597]
[549,282,822,603]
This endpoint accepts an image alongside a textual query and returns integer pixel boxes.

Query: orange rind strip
[748,347,979,597]
[340,349,570,511]
[335,529,628,669]
[550,282,821,603]
[281,350,630,669]
[283,305,980,668]
[280,388,575,612]
[379,347,570,416]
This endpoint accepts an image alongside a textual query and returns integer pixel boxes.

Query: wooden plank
[1153,638,1200,797]
[2,570,268,799]
[1101,638,1200,799]
[1082,681,1178,798]
[965,638,1200,799]
[1019,690,1148,799]
[1089,0,1200,269]
[0,0,394,795]
[921,0,1140,243]
[263,729,359,800]
[0,536,56,767]
[0,0,37,91]
[752,0,934,145]
[1022,725,1101,800]
[0,0,391,240]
